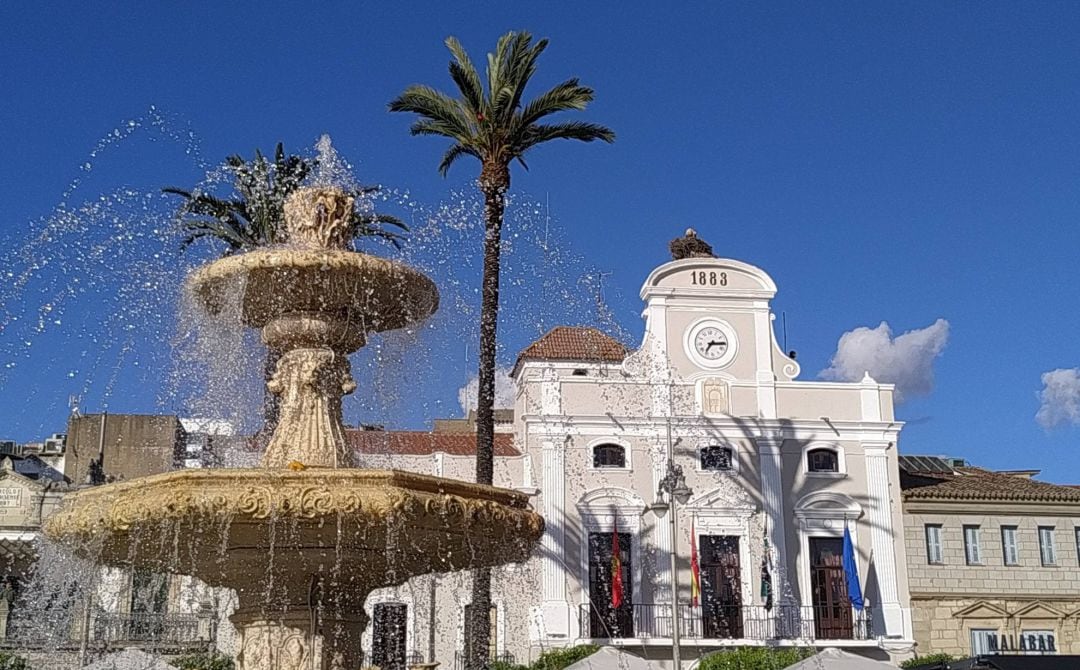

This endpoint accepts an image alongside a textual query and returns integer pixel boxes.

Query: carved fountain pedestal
[44,188,544,670]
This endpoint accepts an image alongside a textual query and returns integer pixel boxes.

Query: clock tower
[638,231,799,420]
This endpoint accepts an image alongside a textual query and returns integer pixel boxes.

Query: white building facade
[359,254,915,668]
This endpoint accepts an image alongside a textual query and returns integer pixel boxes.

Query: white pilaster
[540,368,560,416]
[650,446,672,603]
[864,441,908,638]
[756,436,787,596]
[754,309,777,418]
[538,438,569,638]
[859,373,882,422]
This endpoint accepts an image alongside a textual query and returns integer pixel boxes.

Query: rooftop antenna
[782,312,788,352]
[68,394,82,418]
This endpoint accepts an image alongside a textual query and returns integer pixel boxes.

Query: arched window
[807,448,839,473]
[593,444,626,469]
[700,446,733,471]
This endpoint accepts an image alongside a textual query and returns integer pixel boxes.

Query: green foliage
[171,651,235,670]
[389,31,615,184]
[900,653,958,669]
[0,651,30,670]
[530,645,600,670]
[484,645,600,670]
[697,647,816,670]
[163,142,407,254]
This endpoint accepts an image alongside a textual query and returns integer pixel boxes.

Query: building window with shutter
[1001,526,1019,566]
[963,525,982,565]
[971,628,999,655]
[1021,629,1057,655]
[1039,526,1057,566]
[925,525,943,564]
[807,448,838,473]
[700,446,733,471]
[1075,528,1080,566]
[372,602,408,670]
[463,603,498,659]
[592,444,626,469]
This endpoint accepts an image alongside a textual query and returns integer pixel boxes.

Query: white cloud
[820,319,949,403]
[1036,368,1080,429]
[457,366,516,414]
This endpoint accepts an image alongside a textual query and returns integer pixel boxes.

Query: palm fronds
[163,143,407,255]
[389,31,614,180]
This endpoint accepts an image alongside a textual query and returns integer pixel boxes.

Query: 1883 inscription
[689,270,727,286]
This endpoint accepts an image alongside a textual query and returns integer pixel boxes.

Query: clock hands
[705,339,725,352]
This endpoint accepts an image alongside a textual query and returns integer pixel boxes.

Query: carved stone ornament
[701,377,730,415]
[283,186,355,251]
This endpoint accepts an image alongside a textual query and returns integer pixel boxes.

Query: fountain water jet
[43,186,544,670]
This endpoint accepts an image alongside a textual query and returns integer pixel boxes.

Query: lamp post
[651,460,692,669]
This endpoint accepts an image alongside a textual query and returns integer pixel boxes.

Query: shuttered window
[963,525,982,565]
[924,525,943,564]
[971,629,998,655]
[1039,526,1057,566]
[1021,629,1057,655]
[1001,526,1019,566]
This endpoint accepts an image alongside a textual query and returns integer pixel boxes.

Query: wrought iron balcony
[453,650,519,670]
[578,603,873,642]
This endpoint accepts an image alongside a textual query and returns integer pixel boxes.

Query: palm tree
[164,143,408,433]
[164,143,407,253]
[389,32,613,670]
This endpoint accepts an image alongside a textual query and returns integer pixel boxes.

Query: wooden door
[700,535,743,638]
[372,602,408,670]
[809,538,853,639]
[587,532,632,638]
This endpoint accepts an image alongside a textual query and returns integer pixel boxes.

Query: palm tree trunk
[467,167,508,670]
[474,178,505,486]
[465,568,493,670]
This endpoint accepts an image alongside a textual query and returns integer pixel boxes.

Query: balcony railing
[578,603,873,642]
[454,651,518,670]
[91,612,205,644]
[3,610,215,654]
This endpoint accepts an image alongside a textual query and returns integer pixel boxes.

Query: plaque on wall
[701,378,730,415]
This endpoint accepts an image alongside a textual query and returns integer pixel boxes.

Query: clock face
[694,326,728,360]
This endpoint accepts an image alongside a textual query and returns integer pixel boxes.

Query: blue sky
[3,2,1080,479]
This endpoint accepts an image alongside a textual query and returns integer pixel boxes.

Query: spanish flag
[611,520,624,608]
[690,522,701,607]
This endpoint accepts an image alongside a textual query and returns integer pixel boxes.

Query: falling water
[2,124,635,667]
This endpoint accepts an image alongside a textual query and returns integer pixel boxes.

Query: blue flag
[842,525,864,612]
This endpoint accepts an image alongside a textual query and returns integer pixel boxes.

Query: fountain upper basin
[188,249,439,335]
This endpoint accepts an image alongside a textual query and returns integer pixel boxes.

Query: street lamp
[651,460,693,669]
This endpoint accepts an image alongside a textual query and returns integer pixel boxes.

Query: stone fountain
[44,187,544,670]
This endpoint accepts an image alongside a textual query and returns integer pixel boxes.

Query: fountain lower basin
[45,468,543,669]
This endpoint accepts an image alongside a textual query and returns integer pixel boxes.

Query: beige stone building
[901,455,1080,658]
[351,252,915,668]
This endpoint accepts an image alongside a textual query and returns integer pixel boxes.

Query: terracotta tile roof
[902,467,1080,503]
[345,430,520,457]
[514,326,629,371]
